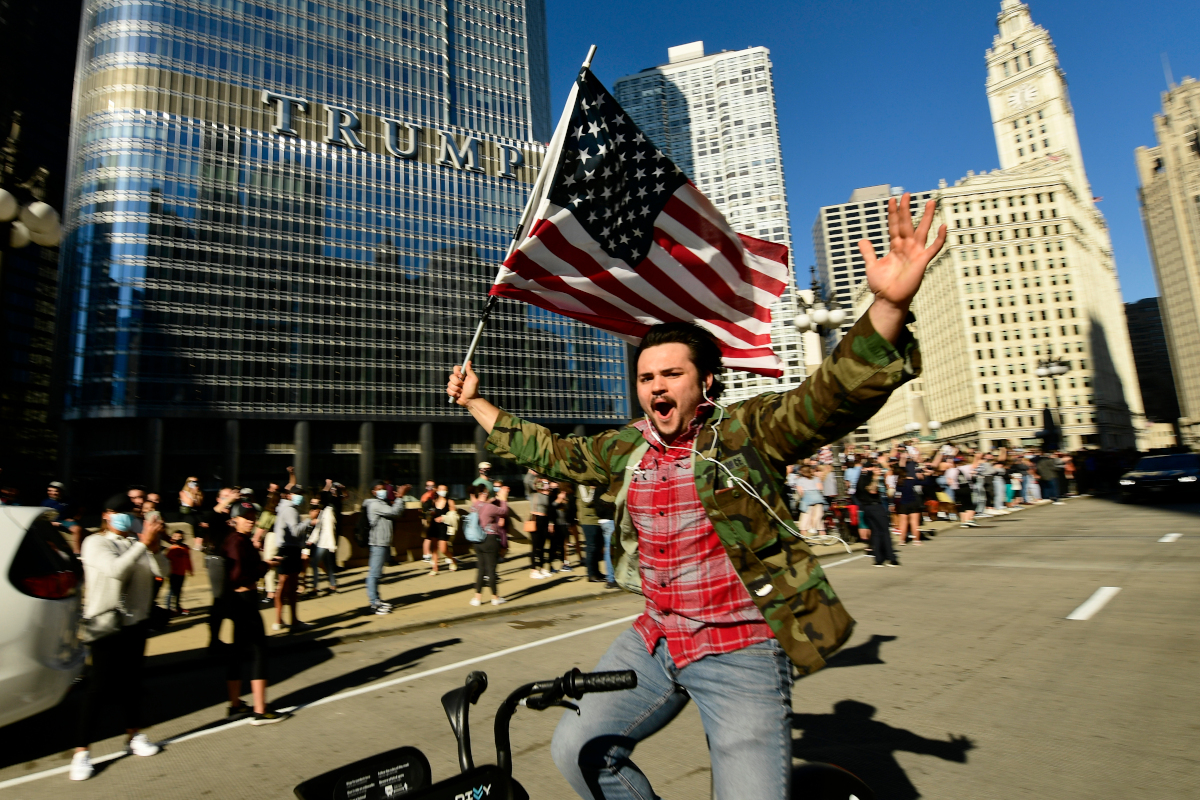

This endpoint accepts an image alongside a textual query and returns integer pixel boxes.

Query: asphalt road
[2,495,1197,799]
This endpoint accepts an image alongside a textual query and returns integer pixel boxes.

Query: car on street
[1118,453,1200,503]
[0,506,85,728]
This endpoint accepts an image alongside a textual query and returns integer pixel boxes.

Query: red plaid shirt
[629,407,773,668]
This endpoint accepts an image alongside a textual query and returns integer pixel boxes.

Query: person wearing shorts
[422,485,458,574]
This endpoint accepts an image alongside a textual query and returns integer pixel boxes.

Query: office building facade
[861,0,1144,451]
[613,42,807,402]
[812,183,935,336]
[1135,76,1200,445]
[1123,298,1179,425]
[58,0,628,498]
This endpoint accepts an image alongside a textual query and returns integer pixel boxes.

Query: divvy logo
[453,785,492,800]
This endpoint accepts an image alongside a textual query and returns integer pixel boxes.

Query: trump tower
[57,0,630,497]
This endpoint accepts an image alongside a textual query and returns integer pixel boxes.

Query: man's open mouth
[653,399,675,420]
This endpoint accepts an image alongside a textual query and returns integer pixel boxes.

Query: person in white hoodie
[305,495,339,595]
[71,495,164,781]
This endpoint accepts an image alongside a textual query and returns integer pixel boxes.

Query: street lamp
[1,113,64,249]
[1035,358,1071,449]
[794,266,846,334]
[1034,359,1070,378]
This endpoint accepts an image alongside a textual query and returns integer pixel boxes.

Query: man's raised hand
[447,360,480,407]
[860,193,947,342]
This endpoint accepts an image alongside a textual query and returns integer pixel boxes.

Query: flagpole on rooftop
[451,46,598,403]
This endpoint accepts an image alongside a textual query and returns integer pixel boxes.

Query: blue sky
[544,0,1200,302]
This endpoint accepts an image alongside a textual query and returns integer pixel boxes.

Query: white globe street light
[0,187,17,222]
[929,420,942,432]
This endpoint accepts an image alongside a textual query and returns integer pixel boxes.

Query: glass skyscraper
[59,0,628,495]
[613,42,806,403]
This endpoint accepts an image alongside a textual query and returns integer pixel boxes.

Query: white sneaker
[448,561,458,572]
[371,605,390,615]
[529,570,544,580]
[491,597,508,606]
[271,623,283,631]
[69,751,93,781]
[469,597,482,606]
[540,569,553,578]
[422,554,432,562]
[1053,501,1066,505]
[377,602,393,610]
[126,733,160,757]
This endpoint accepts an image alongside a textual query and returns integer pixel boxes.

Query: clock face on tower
[1007,82,1039,110]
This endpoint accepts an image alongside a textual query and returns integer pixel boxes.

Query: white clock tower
[985,0,1092,204]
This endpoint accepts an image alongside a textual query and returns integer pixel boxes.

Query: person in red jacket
[164,532,193,615]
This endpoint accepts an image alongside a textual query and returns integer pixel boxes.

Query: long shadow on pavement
[0,637,463,770]
[791,700,974,800]
[823,634,897,669]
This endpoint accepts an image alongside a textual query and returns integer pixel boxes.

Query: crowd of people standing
[783,442,1082,568]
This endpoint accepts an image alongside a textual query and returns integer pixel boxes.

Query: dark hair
[634,322,725,401]
[105,494,135,513]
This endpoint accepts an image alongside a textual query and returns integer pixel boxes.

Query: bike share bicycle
[293,668,873,800]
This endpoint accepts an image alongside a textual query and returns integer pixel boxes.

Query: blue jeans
[551,628,793,800]
[598,520,614,582]
[366,545,388,606]
[311,546,337,591]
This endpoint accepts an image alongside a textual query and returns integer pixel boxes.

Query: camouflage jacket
[486,313,919,674]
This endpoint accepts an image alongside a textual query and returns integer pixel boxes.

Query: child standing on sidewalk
[165,532,193,615]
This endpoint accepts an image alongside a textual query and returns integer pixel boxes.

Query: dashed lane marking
[1158,533,1183,543]
[1066,586,1122,621]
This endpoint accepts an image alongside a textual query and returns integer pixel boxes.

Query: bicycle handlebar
[563,669,638,698]
[494,668,638,776]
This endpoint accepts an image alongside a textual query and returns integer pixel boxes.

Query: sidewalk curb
[144,543,867,674]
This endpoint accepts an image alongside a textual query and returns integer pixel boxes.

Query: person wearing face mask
[422,484,459,575]
[271,487,314,632]
[71,495,165,781]
[362,481,409,614]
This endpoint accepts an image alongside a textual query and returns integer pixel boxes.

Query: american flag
[490,68,790,376]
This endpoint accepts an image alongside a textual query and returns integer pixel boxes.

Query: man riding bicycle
[447,194,945,799]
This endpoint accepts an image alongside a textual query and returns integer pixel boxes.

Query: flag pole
[450,45,596,401]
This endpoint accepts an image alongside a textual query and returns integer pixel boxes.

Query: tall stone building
[614,42,807,402]
[864,0,1144,451]
[1135,76,1200,446]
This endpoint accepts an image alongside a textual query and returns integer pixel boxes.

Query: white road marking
[2,554,869,790]
[823,554,868,569]
[1158,533,1183,543]
[1066,586,1122,621]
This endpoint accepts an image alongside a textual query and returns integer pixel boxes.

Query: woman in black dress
[422,484,458,574]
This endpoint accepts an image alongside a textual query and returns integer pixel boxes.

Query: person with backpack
[361,481,409,614]
[468,483,510,606]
